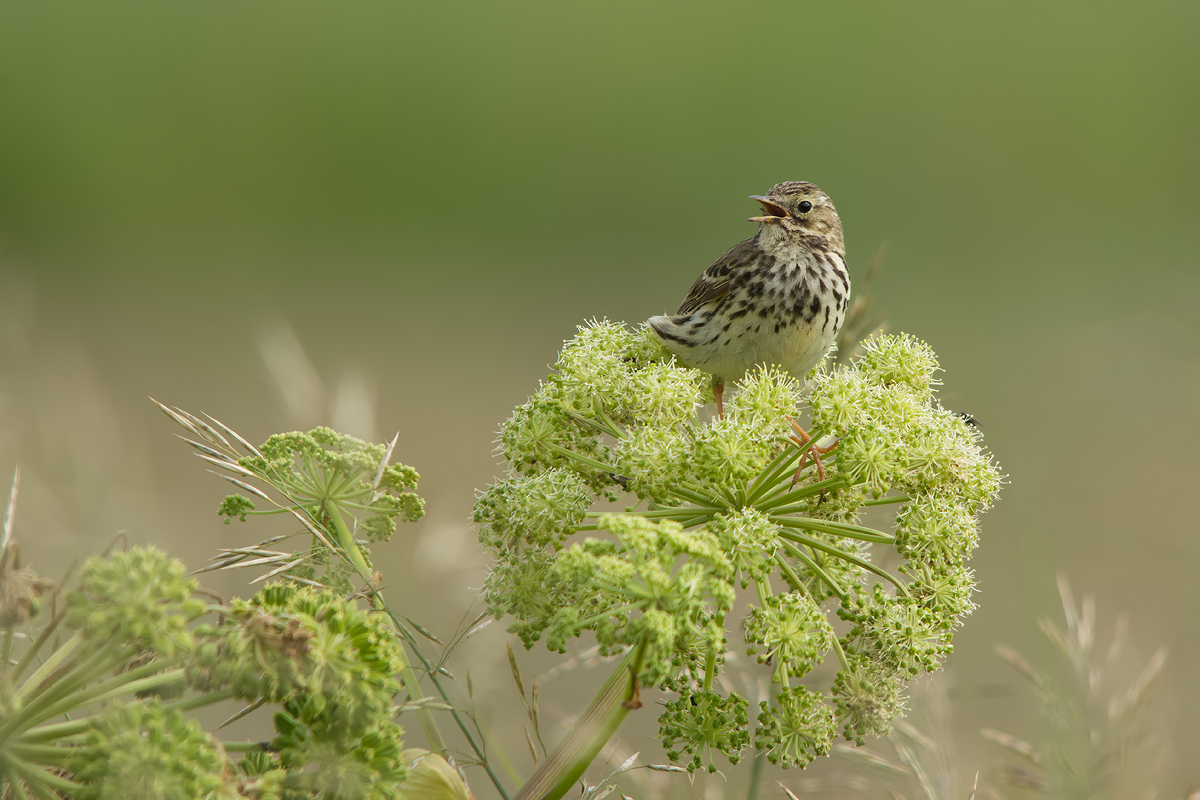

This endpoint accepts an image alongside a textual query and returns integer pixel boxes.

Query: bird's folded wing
[675,237,759,316]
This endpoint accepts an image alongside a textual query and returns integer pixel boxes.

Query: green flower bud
[273,699,406,800]
[754,687,835,769]
[71,700,228,800]
[500,392,615,494]
[744,592,835,682]
[726,366,804,430]
[659,688,750,773]
[199,584,403,724]
[854,333,941,396]
[217,493,256,523]
[690,416,776,492]
[615,424,692,503]
[474,469,593,551]
[894,494,980,567]
[707,508,781,589]
[67,547,204,657]
[832,652,907,746]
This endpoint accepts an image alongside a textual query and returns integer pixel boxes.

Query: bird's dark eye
[798,201,813,213]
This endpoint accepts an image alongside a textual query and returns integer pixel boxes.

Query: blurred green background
[2,0,1198,794]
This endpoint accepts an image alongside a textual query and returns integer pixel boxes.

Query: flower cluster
[66,546,206,658]
[70,701,228,800]
[659,687,750,773]
[477,320,1001,771]
[187,582,408,797]
[212,426,425,592]
[191,583,405,718]
[229,427,424,536]
[9,546,410,799]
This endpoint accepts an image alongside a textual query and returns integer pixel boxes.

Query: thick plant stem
[745,752,765,800]
[323,502,449,758]
[513,646,643,800]
[317,494,508,798]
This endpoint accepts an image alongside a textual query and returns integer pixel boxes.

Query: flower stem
[768,516,894,545]
[862,495,909,506]
[321,503,449,760]
[338,541,510,800]
[512,645,643,800]
[829,632,852,672]
[745,751,766,800]
[775,529,909,596]
[703,613,725,691]
[777,544,845,602]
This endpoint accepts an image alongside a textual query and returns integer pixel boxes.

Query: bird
[648,181,850,419]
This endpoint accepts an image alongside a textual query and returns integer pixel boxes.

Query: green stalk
[7,742,75,766]
[745,751,765,800]
[828,631,852,672]
[777,544,845,602]
[614,507,708,520]
[2,625,14,670]
[1,764,34,800]
[673,484,727,509]
[512,645,643,800]
[772,557,810,598]
[25,659,183,730]
[18,687,235,745]
[0,641,128,742]
[862,495,910,506]
[163,687,238,714]
[774,529,909,596]
[754,476,847,511]
[702,613,725,691]
[3,751,81,794]
[12,630,85,705]
[745,443,805,504]
[544,443,620,476]
[322,502,449,758]
[10,610,67,683]
[768,516,894,545]
[323,498,372,576]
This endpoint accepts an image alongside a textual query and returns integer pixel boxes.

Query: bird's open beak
[747,195,789,224]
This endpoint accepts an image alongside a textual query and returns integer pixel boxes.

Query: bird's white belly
[697,315,834,383]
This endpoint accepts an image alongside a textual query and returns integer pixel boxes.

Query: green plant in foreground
[476,320,1001,786]
[0,421,451,799]
[2,318,1001,800]
[0,540,412,799]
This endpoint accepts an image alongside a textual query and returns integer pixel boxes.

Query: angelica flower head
[479,320,1002,771]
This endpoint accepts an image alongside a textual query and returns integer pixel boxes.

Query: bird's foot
[787,417,838,499]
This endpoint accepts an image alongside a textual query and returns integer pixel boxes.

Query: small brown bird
[648,181,849,417]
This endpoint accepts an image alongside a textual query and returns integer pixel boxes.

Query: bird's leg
[713,378,725,419]
[787,417,839,495]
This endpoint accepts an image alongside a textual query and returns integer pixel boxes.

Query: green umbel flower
[71,701,229,800]
[659,688,750,773]
[478,320,1002,771]
[754,687,835,769]
[193,583,404,724]
[67,547,205,657]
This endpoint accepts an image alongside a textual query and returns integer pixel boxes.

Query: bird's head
[749,181,843,252]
